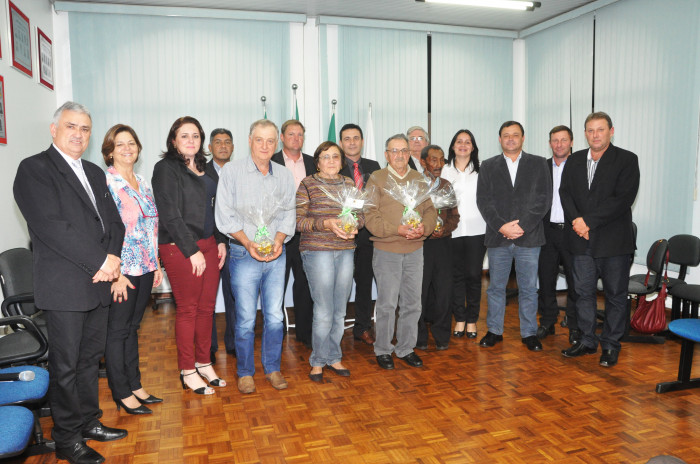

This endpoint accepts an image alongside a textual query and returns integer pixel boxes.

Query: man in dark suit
[406,126,428,174]
[271,120,315,347]
[537,125,580,345]
[206,128,236,362]
[560,112,640,368]
[13,102,127,464]
[476,121,551,352]
[339,123,381,345]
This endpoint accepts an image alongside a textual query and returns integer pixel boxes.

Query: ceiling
[56,0,598,32]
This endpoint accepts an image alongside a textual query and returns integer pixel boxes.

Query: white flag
[363,103,377,162]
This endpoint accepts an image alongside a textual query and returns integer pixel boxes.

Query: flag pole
[292,84,299,121]
[261,96,267,119]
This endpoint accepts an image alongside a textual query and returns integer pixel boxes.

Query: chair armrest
[0,315,48,366]
[1,293,35,318]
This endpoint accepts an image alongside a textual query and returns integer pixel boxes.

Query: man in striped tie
[339,123,380,345]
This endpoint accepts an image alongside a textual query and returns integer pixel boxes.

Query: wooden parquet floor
[13,285,700,464]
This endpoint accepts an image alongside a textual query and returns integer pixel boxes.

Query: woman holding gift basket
[152,116,227,395]
[296,141,368,382]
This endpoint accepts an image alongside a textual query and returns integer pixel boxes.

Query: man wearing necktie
[339,124,381,345]
[14,102,127,464]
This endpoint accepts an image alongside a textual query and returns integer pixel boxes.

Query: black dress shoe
[561,343,597,358]
[308,371,323,383]
[326,365,351,377]
[136,394,163,405]
[465,331,477,339]
[521,335,543,352]
[536,324,555,340]
[56,441,105,464]
[114,398,152,415]
[376,354,395,370]
[452,329,466,338]
[569,329,582,345]
[415,343,428,351]
[436,344,449,351]
[82,422,127,442]
[599,349,619,367]
[479,331,503,347]
[399,352,423,367]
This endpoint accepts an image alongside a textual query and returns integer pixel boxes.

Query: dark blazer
[476,152,552,248]
[205,159,220,182]
[408,157,418,171]
[340,156,381,186]
[559,144,639,258]
[542,157,575,239]
[271,151,316,177]
[13,145,125,311]
[152,156,222,259]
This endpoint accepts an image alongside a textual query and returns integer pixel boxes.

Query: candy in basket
[384,175,437,228]
[317,184,377,234]
[237,194,289,257]
[429,180,458,232]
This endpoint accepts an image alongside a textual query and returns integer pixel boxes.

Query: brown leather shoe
[265,371,288,390]
[354,330,375,345]
[237,376,255,394]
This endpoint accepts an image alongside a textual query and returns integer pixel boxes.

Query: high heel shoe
[195,362,226,387]
[180,371,215,395]
[114,398,152,415]
[135,394,163,405]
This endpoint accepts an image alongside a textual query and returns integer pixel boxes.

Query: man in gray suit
[476,121,551,352]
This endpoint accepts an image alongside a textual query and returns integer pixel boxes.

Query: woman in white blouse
[441,130,487,339]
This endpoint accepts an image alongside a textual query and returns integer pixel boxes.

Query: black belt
[549,222,565,230]
[229,238,244,247]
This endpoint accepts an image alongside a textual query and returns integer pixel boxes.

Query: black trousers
[45,305,108,447]
[418,238,453,346]
[285,232,313,343]
[537,224,578,330]
[105,272,154,400]
[572,250,631,351]
[352,228,375,337]
[211,253,236,353]
[451,234,486,324]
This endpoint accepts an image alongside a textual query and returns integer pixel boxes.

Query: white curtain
[69,12,291,178]
[524,14,593,157]
[430,33,513,160]
[594,0,700,251]
[321,25,428,165]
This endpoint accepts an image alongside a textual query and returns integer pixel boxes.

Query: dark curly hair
[162,116,207,173]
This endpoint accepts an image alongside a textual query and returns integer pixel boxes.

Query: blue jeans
[229,244,285,377]
[301,249,355,367]
[486,244,540,337]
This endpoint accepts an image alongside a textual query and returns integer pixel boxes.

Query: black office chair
[666,234,700,320]
[0,248,47,341]
[624,239,669,344]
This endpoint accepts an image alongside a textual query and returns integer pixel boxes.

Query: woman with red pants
[152,116,227,395]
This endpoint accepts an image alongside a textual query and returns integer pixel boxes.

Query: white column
[512,38,526,126]
[52,10,73,105]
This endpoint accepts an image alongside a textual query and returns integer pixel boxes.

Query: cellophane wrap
[384,175,436,228]
[429,180,458,232]
[237,194,289,257]
[316,183,377,234]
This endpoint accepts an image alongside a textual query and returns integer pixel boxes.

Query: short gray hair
[406,126,429,144]
[385,133,409,150]
[249,119,279,138]
[52,101,91,125]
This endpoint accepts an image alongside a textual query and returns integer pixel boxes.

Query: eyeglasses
[319,154,341,161]
[409,136,424,142]
[387,148,409,155]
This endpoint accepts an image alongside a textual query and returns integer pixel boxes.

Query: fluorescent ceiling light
[416,0,541,11]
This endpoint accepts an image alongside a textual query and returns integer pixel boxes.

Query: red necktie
[353,162,363,189]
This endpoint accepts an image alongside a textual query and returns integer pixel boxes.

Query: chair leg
[656,339,700,393]
[24,410,55,456]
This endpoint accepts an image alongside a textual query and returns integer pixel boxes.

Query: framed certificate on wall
[0,76,7,144]
[37,28,53,90]
[9,1,32,77]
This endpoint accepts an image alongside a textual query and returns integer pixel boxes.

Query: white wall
[0,0,59,253]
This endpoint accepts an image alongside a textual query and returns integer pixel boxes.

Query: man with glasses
[365,134,437,370]
[339,123,381,345]
[215,119,296,394]
[476,121,551,352]
[406,126,429,173]
[206,128,237,363]
[271,120,315,349]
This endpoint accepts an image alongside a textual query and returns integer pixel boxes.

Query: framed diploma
[37,28,53,90]
[0,76,7,144]
[9,1,32,77]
